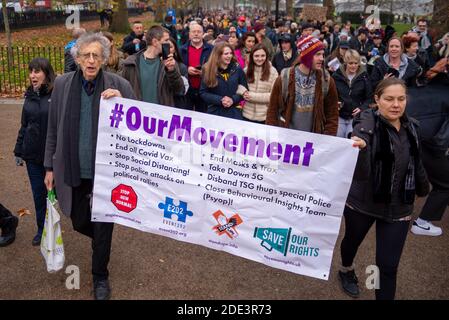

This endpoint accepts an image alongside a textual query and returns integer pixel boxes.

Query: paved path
[0,103,447,300]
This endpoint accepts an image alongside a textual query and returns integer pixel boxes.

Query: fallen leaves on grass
[0,12,154,47]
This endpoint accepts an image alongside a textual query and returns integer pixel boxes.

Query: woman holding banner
[339,78,429,300]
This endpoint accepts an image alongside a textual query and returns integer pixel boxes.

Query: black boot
[94,279,111,300]
[338,270,360,298]
[0,215,19,247]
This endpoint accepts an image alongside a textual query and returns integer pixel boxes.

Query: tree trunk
[110,0,130,33]
[153,0,166,22]
[432,0,449,39]
[1,0,13,63]
[323,0,335,20]
[264,0,271,13]
[285,0,293,18]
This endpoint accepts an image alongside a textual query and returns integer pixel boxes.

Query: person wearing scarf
[370,37,421,89]
[272,32,298,74]
[415,19,434,65]
[43,33,136,300]
[338,78,429,300]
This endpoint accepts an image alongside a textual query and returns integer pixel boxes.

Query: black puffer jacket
[272,49,298,75]
[347,109,429,222]
[14,86,52,164]
[332,66,373,119]
[406,82,449,150]
[272,34,298,75]
[408,49,431,86]
[349,38,373,58]
[121,32,147,56]
[370,54,421,89]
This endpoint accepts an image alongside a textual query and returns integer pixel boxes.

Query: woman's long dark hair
[246,43,271,83]
[168,37,183,64]
[28,57,56,91]
[237,32,256,51]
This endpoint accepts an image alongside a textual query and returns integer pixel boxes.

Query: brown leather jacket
[266,61,339,136]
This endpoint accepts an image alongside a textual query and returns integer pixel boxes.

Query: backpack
[279,67,330,121]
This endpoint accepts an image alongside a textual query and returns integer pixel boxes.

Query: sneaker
[338,270,360,298]
[410,220,442,236]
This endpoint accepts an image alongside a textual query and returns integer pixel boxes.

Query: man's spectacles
[79,52,102,61]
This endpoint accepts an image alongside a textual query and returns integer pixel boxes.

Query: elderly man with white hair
[44,32,136,300]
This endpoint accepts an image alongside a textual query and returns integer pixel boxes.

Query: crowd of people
[0,9,448,301]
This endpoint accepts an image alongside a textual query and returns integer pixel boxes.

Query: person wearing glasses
[414,19,434,66]
[44,32,136,300]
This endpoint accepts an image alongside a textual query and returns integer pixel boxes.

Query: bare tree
[152,0,167,22]
[323,0,335,20]
[286,0,294,18]
[1,0,12,63]
[432,0,449,38]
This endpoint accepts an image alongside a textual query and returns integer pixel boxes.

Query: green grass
[387,23,414,36]
[354,23,413,35]
[0,46,65,95]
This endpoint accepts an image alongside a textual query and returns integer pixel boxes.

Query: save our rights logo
[253,227,320,258]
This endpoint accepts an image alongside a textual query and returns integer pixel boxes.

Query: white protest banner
[92,97,358,280]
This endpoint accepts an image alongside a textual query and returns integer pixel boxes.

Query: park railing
[0,46,65,95]
[0,8,144,31]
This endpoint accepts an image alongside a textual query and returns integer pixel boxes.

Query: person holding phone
[180,22,213,112]
[370,37,421,89]
[122,26,184,106]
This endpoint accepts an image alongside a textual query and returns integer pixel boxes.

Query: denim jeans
[26,162,46,237]
[337,117,354,139]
